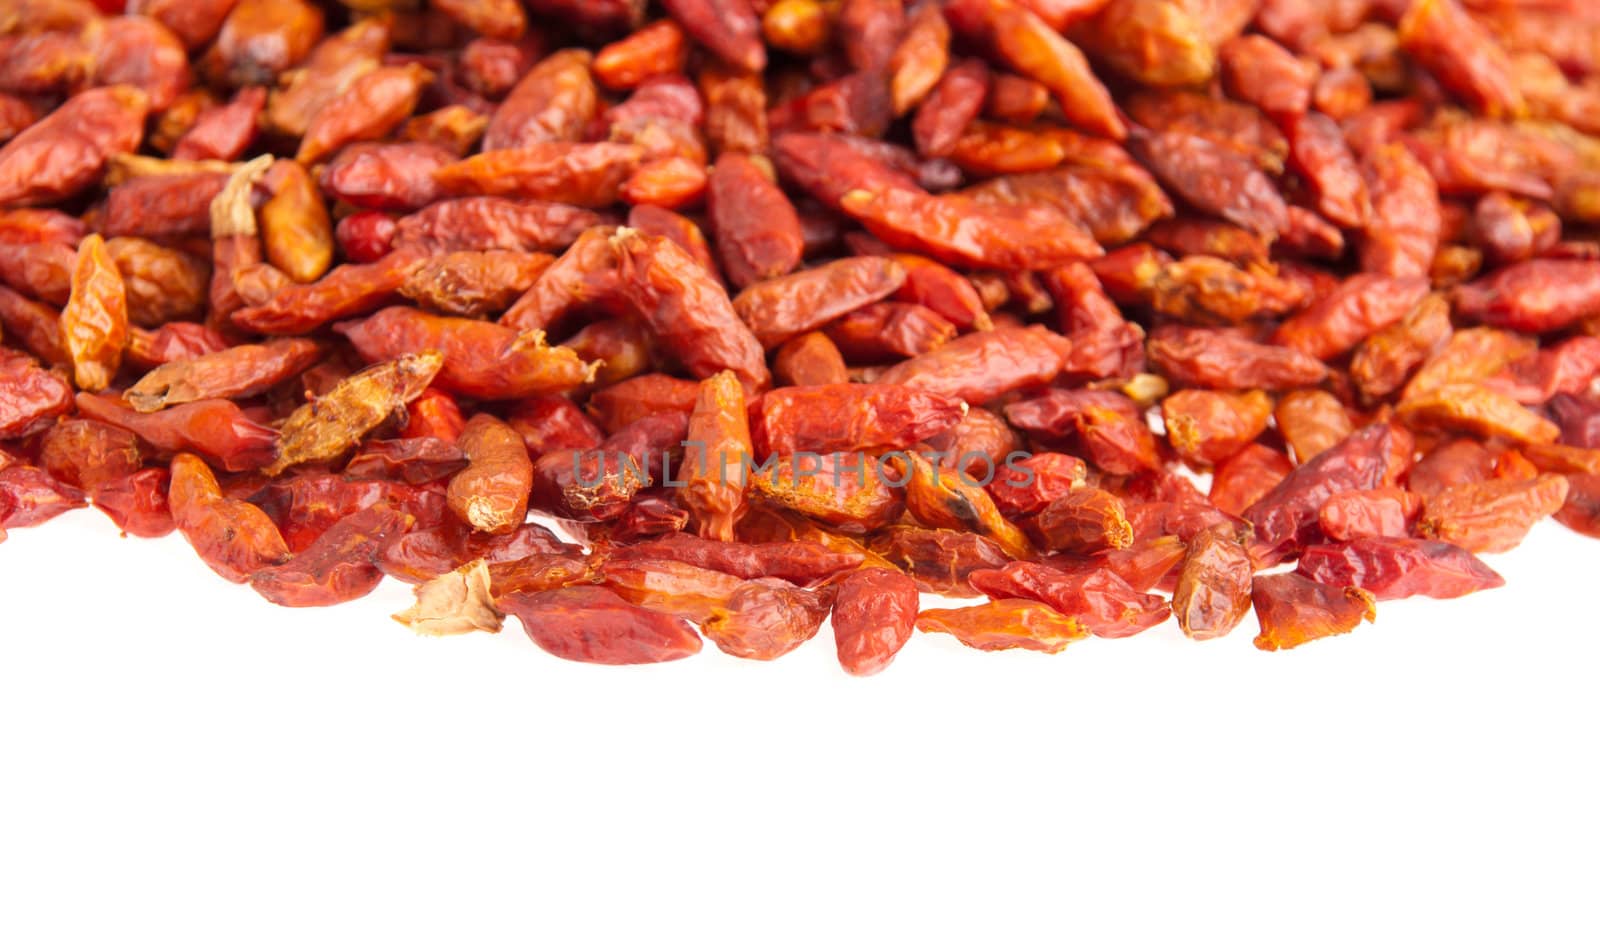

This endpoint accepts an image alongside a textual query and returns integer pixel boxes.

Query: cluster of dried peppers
[3,0,1600,671]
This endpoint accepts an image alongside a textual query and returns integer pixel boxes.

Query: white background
[2,508,1597,927]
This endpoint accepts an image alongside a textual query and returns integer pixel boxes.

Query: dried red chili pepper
[251,506,414,608]
[434,143,642,207]
[1454,259,1600,334]
[106,237,209,329]
[505,395,604,461]
[124,323,231,370]
[986,452,1086,519]
[749,450,903,533]
[612,533,862,586]
[389,197,603,255]
[1171,523,1253,641]
[499,585,703,665]
[830,567,918,676]
[947,0,1122,139]
[0,346,73,438]
[379,521,575,585]
[1005,389,1163,475]
[1210,444,1294,518]
[700,578,832,661]
[398,250,554,318]
[867,525,1010,596]
[1029,486,1133,554]
[168,452,291,583]
[482,48,596,151]
[755,384,965,457]
[1275,390,1354,465]
[266,352,443,476]
[969,561,1170,639]
[1147,326,1329,391]
[678,370,752,543]
[1418,474,1570,554]
[174,86,265,164]
[1161,389,1273,467]
[92,467,175,538]
[0,464,87,531]
[75,392,278,472]
[447,414,532,536]
[0,85,148,207]
[1297,537,1503,601]
[913,59,989,160]
[124,339,321,413]
[233,248,425,336]
[1251,572,1376,652]
[0,0,1595,670]
[58,233,128,393]
[602,557,746,621]
[337,307,595,401]
[1135,137,1288,241]
[260,160,333,284]
[878,326,1069,404]
[588,374,701,433]
[1398,0,1525,119]
[1244,423,1397,565]
[918,599,1090,654]
[345,438,469,487]
[250,473,446,555]
[201,0,323,88]
[611,228,771,391]
[706,152,803,290]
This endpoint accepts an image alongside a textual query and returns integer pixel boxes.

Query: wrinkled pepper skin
[1297,537,1503,601]
[831,567,920,676]
[168,452,292,583]
[251,506,413,608]
[448,414,533,536]
[0,86,149,207]
[1171,523,1252,641]
[679,370,751,543]
[338,306,595,401]
[755,384,966,457]
[498,586,703,665]
[1252,572,1376,652]
[917,599,1090,654]
[0,0,1596,671]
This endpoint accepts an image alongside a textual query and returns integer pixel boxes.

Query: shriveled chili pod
[168,452,292,583]
[448,414,533,536]
[1170,523,1253,641]
[832,567,919,676]
[251,506,414,608]
[337,306,596,401]
[968,562,1170,639]
[679,370,752,543]
[266,351,444,476]
[123,339,322,413]
[498,585,703,665]
[1252,572,1376,652]
[917,599,1089,654]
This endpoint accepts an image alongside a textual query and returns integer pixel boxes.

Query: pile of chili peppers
[2,0,1599,671]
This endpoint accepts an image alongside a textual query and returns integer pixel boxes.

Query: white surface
[2,508,1597,927]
